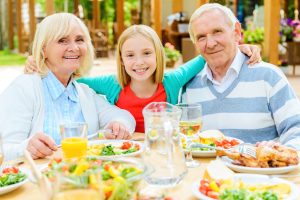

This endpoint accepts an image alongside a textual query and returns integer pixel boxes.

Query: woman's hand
[24,56,39,73]
[26,132,57,159]
[238,44,262,65]
[104,121,132,140]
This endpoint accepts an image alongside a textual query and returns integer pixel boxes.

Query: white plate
[192,173,299,200]
[88,140,144,158]
[183,137,243,158]
[220,156,300,175]
[0,169,28,195]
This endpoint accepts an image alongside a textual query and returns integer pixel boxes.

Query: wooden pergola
[6,0,298,65]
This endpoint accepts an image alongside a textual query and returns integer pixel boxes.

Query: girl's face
[121,34,157,83]
[44,20,87,81]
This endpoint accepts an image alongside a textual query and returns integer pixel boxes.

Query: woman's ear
[42,46,47,59]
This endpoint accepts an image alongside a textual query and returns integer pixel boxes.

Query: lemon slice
[148,130,159,141]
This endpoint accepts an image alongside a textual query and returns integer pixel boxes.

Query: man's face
[191,9,241,70]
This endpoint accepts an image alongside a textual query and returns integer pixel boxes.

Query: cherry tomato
[215,140,222,146]
[121,142,132,150]
[215,180,222,187]
[105,191,112,198]
[207,191,219,199]
[230,139,240,146]
[104,164,110,171]
[199,186,208,195]
[94,159,102,166]
[2,166,19,174]
[134,144,140,150]
[200,179,209,185]
[54,158,62,163]
[61,165,69,172]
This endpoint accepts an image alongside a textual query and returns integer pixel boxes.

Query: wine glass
[177,103,202,168]
[0,134,3,166]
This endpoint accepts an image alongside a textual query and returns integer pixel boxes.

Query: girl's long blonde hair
[116,25,166,88]
[31,12,94,78]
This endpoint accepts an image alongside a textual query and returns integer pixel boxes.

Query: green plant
[0,50,26,66]
[242,27,264,44]
[164,43,181,63]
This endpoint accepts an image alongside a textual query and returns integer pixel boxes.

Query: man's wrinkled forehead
[196,9,233,28]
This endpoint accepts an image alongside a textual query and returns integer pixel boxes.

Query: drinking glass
[60,122,88,160]
[177,103,202,168]
[0,134,3,166]
[51,170,104,200]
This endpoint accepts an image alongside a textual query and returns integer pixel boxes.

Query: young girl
[77,25,260,132]
[26,25,260,133]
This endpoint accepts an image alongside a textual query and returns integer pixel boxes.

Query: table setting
[0,102,299,200]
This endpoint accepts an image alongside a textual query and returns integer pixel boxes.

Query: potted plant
[242,26,264,51]
[293,24,300,42]
[278,59,289,75]
[164,42,181,68]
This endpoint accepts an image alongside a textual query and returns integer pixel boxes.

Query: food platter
[87,140,144,158]
[0,167,27,195]
[182,137,243,158]
[219,156,300,175]
[192,174,299,200]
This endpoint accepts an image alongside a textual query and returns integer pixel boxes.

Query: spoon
[24,150,52,200]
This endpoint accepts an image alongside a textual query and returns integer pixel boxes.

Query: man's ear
[234,22,242,42]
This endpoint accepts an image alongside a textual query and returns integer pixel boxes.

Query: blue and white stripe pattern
[42,71,85,144]
[183,54,300,150]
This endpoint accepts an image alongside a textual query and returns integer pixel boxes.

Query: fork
[191,142,257,158]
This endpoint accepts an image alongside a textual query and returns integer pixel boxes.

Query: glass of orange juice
[60,122,88,160]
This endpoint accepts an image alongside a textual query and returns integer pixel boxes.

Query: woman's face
[43,20,87,82]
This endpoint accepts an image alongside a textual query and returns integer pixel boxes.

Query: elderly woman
[0,13,135,160]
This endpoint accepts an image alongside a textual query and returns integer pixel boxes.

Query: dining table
[1,132,300,200]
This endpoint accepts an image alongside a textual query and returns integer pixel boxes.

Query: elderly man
[182,3,300,150]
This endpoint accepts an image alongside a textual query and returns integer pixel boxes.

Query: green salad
[219,189,279,200]
[0,167,27,187]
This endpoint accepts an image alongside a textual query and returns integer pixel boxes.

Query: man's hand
[24,56,39,73]
[238,44,262,65]
[104,121,132,140]
[26,132,57,159]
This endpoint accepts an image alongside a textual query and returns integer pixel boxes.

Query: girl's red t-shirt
[116,83,167,133]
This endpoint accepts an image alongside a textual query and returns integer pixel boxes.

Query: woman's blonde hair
[116,25,165,88]
[31,12,94,78]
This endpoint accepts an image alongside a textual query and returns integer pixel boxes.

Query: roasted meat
[217,144,299,168]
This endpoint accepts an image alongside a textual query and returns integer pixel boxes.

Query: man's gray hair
[188,3,239,43]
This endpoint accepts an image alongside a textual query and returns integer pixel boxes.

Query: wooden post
[153,0,162,39]
[232,0,238,16]
[197,0,209,7]
[28,0,36,44]
[172,0,183,13]
[74,0,80,17]
[264,0,280,65]
[7,0,14,50]
[93,0,100,29]
[16,0,23,53]
[116,0,124,38]
[46,0,55,15]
